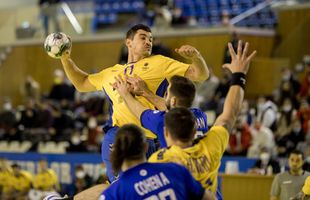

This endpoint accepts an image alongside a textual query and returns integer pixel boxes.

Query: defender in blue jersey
[114,75,208,148]
[100,124,215,200]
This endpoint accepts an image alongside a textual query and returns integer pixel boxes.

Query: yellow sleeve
[162,56,190,79]
[202,126,229,159]
[88,67,112,91]
[303,176,310,195]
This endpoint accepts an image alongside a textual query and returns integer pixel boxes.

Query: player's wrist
[230,72,246,89]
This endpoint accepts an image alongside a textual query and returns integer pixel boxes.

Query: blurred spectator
[193,68,220,111]
[10,163,33,200]
[247,120,275,158]
[49,69,76,102]
[226,118,252,156]
[29,159,59,200]
[256,96,278,132]
[276,98,295,140]
[0,99,17,139]
[153,0,172,29]
[297,99,310,134]
[223,32,239,64]
[239,99,254,126]
[270,150,310,200]
[297,132,310,171]
[214,69,231,115]
[85,117,103,152]
[23,76,40,102]
[73,165,93,194]
[278,67,300,109]
[95,163,108,185]
[38,0,61,37]
[0,158,13,200]
[34,99,54,129]
[249,149,280,175]
[298,65,310,99]
[152,38,171,57]
[67,130,87,152]
[221,10,230,26]
[33,159,59,191]
[18,98,37,135]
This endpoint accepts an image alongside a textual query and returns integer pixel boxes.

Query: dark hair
[289,149,304,160]
[111,124,146,172]
[169,75,196,107]
[126,24,151,39]
[164,107,196,142]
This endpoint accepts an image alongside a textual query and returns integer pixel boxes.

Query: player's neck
[289,168,303,176]
[121,158,146,171]
[127,53,147,63]
[173,140,193,149]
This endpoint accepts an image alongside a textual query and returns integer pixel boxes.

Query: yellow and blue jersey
[149,126,229,193]
[88,55,189,139]
[141,108,208,147]
[100,162,204,200]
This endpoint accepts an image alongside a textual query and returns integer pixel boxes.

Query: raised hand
[223,40,256,74]
[175,45,201,60]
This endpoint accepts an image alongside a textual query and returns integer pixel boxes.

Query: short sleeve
[270,174,280,197]
[202,126,229,159]
[88,69,110,91]
[163,56,189,79]
[141,110,166,147]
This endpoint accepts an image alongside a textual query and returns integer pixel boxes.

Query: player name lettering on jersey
[196,117,206,129]
[134,172,170,196]
[186,155,210,174]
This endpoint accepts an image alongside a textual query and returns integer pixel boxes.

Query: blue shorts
[101,126,157,182]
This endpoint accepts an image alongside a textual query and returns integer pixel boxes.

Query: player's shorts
[101,126,157,182]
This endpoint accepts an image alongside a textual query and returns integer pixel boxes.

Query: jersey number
[144,189,176,200]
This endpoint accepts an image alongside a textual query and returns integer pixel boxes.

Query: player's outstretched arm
[114,75,148,119]
[175,45,209,83]
[213,41,256,132]
[127,75,167,111]
[60,49,96,92]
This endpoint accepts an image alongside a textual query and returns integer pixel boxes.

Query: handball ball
[44,32,71,59]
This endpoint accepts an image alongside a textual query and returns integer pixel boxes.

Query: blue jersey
[100,162,204,200]
[141,108,208,148]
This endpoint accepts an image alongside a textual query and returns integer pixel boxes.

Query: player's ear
[126,39,132,48]
[171,96,177,107]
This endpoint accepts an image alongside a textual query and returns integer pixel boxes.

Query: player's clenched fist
[175,45,201,60]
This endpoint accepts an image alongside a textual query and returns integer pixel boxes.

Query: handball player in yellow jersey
[60,24,209,182]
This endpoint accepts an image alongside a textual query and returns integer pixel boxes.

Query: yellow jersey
[303,176,310,195]
[11,170,33,192]
[33,169,59,191]
[149,126,229,192]
[88,55,189,138]
[0,171,13,194]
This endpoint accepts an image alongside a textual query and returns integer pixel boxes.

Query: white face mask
[88,117,97,129]
[260,152,270,162]
[76,171,85,179]
[71,136,80,145]
[3,102,12,111]
[293,127,301,133]
[283,105,292,112]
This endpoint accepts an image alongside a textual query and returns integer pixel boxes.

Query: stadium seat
[20,141,32,152]
[9,141,21,152]
[0,141,9,152]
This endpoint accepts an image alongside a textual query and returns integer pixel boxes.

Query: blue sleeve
[180,165,205,199]
[140,109,167,147]
[192,108,208,133]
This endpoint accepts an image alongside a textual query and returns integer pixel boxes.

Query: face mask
[3,102,12,111]
[282,73,290,81]
[88,118,97,129]
[257,103,264,111]
[100,168,107,175]
[283,105,292,112]
[260,152,270,162]
[71,136,80,145]
[293,127,301,133]
[76,171,85,179]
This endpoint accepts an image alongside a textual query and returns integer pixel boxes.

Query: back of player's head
[169,75,196,108]
[164,107,196,142]
[111,124,146,172]
[126,24,151,39]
